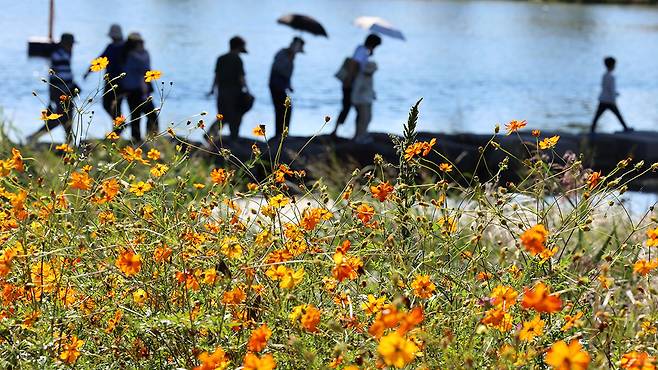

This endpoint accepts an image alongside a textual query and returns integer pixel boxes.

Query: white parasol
[353,16,405,41]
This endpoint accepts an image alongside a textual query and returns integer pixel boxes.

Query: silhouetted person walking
[27,33,79,144]
[208,36,248,140]
[119,32,159,142]
[334,34,382,136]
[591,57,632,133]
[269,37,304,137]
[84,24,125,119]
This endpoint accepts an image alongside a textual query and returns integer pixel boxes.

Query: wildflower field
[2,67,658,369]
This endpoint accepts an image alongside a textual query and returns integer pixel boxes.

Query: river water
[2,0,658,142]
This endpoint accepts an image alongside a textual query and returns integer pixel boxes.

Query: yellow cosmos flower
[129,181,153,196]
[539,135,560,150]
[144,70,162,82]
[89,56,109,72]
[268,194,289,208]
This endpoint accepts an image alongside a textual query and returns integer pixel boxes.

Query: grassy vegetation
[1,67,658,369]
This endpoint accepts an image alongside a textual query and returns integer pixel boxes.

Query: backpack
[335,57,358,83]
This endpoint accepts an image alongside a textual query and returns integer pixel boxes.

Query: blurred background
[3,0,658,142]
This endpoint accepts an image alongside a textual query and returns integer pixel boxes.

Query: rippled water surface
[2,0,658,141]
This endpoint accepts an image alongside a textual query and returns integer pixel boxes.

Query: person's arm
[272,52,293,80]
[612,75,619,97]
[238,58,246,89]
[343,59,359,88]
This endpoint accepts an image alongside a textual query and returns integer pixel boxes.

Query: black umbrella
[277,14,328,37]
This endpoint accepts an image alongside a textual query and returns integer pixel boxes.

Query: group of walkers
[208,33,382,143]
[28,25,159,143]
[28,24,385,144]
[28,24,633,145]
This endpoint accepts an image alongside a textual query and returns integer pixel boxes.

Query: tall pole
[48,0,54,41]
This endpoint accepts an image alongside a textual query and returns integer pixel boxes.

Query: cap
[292,36,305,53]
[108,24,123,40]
[127,32,144,42]
[60,33,75,44]
[229,36,247,53]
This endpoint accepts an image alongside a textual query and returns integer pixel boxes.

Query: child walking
[590,57,632,133]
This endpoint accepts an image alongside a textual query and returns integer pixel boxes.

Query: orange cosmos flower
[247,324,272,352]
[242,353,276,370]
[10,148,24,172]
[561,311,583,332]
[521,282,562,313]
[332,252,363,282]
[361,294,386,316]
[288,304,322,332]
[194,346,230,370]
[544,340,590,370]
[113,115,126,128]
[490,285,518,310]
[411,274,436,298]
[520,224,548,256]
[69,171,92,191]
[121,147,149,164]
[94,178,120,203]
[356,203,375,224]
[153,245,172,263]
[633,259,658,276]
[55,143,74,153]
[404,138,437,160]
[370,181,394,202]
[377,332,419,369]
[300,207,332,230]
[59,335,84,364]
[147,148,161,161]
[482,307,513,332]
[519,315,545,342]
[175,270,200,291]
[115,250,142,276]
[439,162,453,173]
[620,351,656,370]
[222,286,246,305]
[252,125,266,137]
[587,171,602,190]
[210,168,228,185]
[505,120,527,135]
[646,227,658,247]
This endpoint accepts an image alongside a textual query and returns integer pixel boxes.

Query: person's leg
[283,93,292,136]
[608,104,629,130]
[63,115,74,144]
[590,103,607,133]
[337,86,352,125]
[143,98,159,137]
[126,91,142,142]
[363,104,372,135]
[102,85,119,119]
[229,117,240,140]
[354,104,363,139]
[224,91,241,140]
[271,88,285,137]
